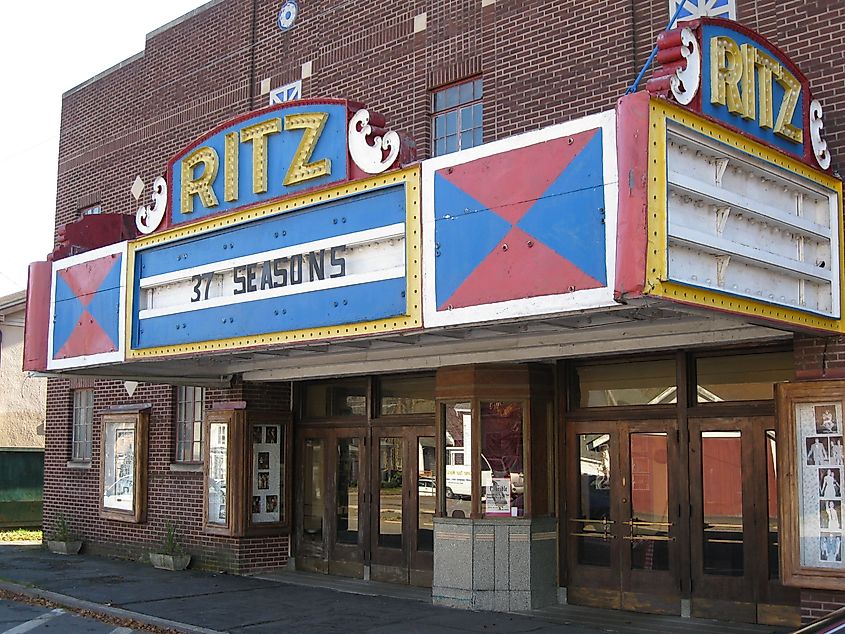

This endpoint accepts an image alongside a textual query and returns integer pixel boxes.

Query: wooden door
[296,431,329,571]
[370,426,409,582]
[328,429,368,577]
[689,416,799,625]
[368,424,436,584]
[296,427,367,576]
[566,420,682,614]
[620,421,681,614]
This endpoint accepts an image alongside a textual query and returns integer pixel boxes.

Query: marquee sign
[128,167,421,357]
[624,92,844,333]
[648,18,831,171]
[46,242,128,370]
[147,99,410,235]
[422,111,620,328]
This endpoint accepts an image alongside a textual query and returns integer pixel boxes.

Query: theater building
[26,0,845,627]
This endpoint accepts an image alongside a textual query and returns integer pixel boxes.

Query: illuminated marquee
[648,18,831,171]
[163,99,410,231]
[128,167,421,357]
[130,100,419,356]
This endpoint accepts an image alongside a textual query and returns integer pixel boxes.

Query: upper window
[175,386,205,462]
[574,359,677,408]
[80,204,102,216]
[379,375,435,416]
[695,350,792,403]
[303,379,367,418]
[72,389,94,462]
[432,79,483,156]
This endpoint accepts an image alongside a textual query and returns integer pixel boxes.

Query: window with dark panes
[71,389,94,462]
[175,386,204,462]
[303,379,367,418]
[432,78,483,156]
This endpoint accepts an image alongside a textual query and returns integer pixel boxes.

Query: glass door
[370,428,407,582]
[689,417,799,624]
[329,430,367,577]
[412,433,436,586]
[621,422,680,613]
[297,434,328,570]
[566,420,681,614]
[689,418,755,621]
[368,425,436,584]
[296,427,367,576]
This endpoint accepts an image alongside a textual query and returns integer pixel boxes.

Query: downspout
[248,0,258,108]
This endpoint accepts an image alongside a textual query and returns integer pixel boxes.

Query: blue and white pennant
[670,0,736,21]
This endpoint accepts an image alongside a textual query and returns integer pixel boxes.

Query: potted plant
[150,521,191,571]
[46,514,82,555]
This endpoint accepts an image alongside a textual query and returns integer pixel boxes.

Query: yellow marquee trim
[646,99,845,333]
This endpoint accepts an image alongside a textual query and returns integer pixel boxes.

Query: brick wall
[48,0,845,605]
[43,376,291,573]
[801,589,845,625]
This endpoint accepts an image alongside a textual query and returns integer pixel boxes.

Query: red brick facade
[802,589,845,625]
[47,0,845,615]
[45,376,290,572]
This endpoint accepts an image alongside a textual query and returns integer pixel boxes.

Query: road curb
[0,579,227,634]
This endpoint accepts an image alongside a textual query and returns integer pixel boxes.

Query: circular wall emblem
[277,1,299,31]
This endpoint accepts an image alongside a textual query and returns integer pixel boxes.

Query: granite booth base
[432,517,558,612]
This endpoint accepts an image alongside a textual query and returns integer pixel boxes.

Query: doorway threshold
[251,569,432,603]
[525,603,787,634]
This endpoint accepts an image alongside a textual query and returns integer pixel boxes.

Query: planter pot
[150,552,191,571]
[47,540,82,555]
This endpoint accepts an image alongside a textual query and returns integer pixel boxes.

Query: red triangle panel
[55,310,117,359]
[440,227,604,310]
[439,130,598,225]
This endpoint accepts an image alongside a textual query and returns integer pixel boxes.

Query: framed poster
[99,409,148,523]
[203,408,246,536]
[250,423,285,525]
[777,380,845,590]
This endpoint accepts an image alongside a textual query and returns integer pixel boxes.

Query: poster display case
[99,410,148,523]
[777,380,845,589]
[248,415,289,530]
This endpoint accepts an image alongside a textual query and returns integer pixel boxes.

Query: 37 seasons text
[191,245,347,302]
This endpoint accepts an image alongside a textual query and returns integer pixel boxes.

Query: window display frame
[203,408,246,536]
[777,379,845,590]
[99,410,148,523]
[246,413,292,534]
[436,397,531,519]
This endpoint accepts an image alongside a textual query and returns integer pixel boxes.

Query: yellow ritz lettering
[709,36,802,144]
[179,111,332,214]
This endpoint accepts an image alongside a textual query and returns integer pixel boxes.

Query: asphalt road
[0,597,135,633]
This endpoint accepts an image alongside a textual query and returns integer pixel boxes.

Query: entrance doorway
[294,376,436,586]
[561,349,799,626]
[566,419,681,614]
[689,416,797,624]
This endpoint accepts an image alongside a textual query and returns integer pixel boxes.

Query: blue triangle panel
[517,132,607,284]
[52,275,85,356]
[433,173,513,306]
[87,256,122,349]
[87,288,122,349]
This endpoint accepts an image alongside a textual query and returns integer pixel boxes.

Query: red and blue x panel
[52,253,122,360]
[433,128,606,310]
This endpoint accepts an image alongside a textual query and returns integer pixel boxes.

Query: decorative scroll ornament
[670,28,700,105]
[136,176,167,235]
[810,100,832,170]
[348,109,401,175]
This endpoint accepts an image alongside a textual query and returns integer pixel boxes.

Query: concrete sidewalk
[0,543,787,633]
